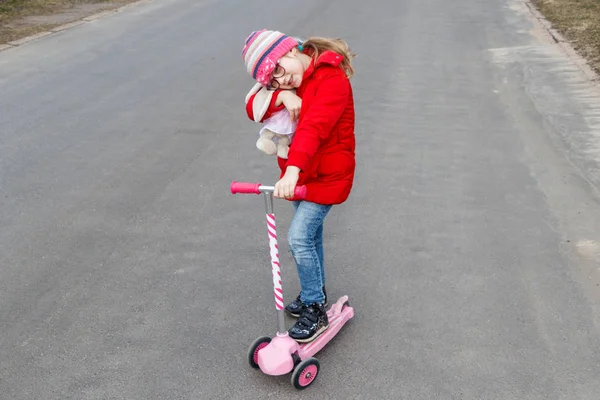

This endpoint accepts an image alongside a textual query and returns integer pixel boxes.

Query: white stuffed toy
[245,83,297,159]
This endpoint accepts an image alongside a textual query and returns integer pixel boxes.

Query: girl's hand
[278,91,302,122]
[274,166,300,199]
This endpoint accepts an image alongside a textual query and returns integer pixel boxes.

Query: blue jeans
[288,201,333,305]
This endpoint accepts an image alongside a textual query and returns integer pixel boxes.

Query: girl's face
[270,48,306,90]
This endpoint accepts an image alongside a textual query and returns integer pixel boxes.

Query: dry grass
[533,0,600,74]
[0,0,135,44]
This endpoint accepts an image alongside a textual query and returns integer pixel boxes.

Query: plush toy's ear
[246,86,273,123]
[245,83,262,104]
[254,90,274,122]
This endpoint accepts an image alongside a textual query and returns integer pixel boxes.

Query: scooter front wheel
[291,357,320,390]
[248,336,271,369]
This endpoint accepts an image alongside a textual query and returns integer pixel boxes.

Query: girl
[242,30,356,343]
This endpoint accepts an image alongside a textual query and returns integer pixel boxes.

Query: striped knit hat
[242,29,299,86]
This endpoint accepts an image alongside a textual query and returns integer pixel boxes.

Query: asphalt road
[2,0,600,398]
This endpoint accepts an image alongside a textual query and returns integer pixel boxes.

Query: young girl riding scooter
[242,30,356,343]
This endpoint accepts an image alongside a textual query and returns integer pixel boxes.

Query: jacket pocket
[317,150,354,179]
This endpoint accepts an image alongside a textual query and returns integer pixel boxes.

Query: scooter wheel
[248,336,271,369]
[291,357,320,390]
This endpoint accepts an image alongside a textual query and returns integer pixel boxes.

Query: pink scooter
[231,181,354,390]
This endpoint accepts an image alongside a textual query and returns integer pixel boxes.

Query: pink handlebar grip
[230,181,307,199]
[230,182,261,195]
[294,185,307,199]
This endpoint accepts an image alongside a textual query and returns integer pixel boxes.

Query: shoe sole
[292,324,329,343]
[286,310,301,318]
[285,302,329,319]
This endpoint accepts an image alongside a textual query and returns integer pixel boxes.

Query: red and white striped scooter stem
[230,181,307,334]
[266,213,284,310]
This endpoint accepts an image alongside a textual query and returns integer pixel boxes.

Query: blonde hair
[302,37,356,78]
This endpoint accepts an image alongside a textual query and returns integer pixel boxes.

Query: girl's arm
[286,72,350,172]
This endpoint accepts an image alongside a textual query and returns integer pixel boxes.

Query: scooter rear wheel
[248,336,271,369]
[291,357,320,390]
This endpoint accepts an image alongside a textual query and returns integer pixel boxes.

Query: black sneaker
[288,303,329,343]
[285,287,328,318]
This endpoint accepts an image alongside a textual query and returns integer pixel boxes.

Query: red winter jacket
[246,50,356,205]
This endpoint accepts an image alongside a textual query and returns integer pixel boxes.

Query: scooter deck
[255,295,354,376]
[297,295,354,359]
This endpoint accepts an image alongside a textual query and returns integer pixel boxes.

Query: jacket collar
[302,50,344,81]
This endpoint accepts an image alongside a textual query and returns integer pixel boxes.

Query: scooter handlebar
[230,181,307,199]
[230,182,261,195]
